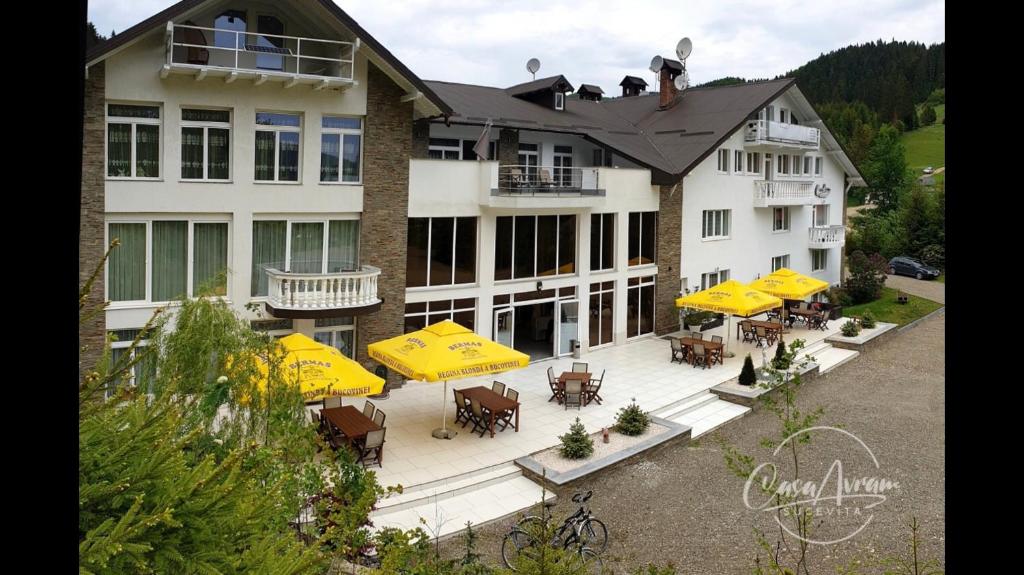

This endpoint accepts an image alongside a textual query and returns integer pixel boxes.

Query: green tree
[919,105,936,126]
[900,186,940,260]
[739,354,757,387]
[559,417,594,459]
[86,21,106,50]
[845,251,889,304]
[863,124,912,213]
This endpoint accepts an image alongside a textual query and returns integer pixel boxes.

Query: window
[814,156,822,176]
[628,212,657,266]
[811,249,828,271]
[792,155,802,176]
[733,150,744,174]
[462,139,497,161]
[406,217,477,287]
[107,104,161,178]
[107,329,156,399]
[555,92,565,110]
[777,154,789,176]
[779,108,789,123]
[320,116,362,183]
[251,319,293,337]
[626,276,655,338]
[813,205,830,227]
[701,209,731,240]
[181,108,230,181]
[214,10,246,49]
[517,143,539,179]
[772,207,790,232]
[700,269,730,290]
[254,112,300,182]
[553,145,573,186]
[593,149,605,167]
[772,254,790,272]
[803,156,813,178]
[746,151,761,175]
[313,317,356,358]
[107,220,229,303]
[494,215,576,280]
[428,138,461,160]
[590,213,615,272]
[589,281,615,348]
[405,298,476,333]
[717,149,730,173]
[250,219,360,296]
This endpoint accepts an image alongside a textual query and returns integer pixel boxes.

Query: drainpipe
[841,174,851,285]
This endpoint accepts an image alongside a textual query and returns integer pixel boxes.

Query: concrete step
[666,398,751,439]
[370,473,554,539]
[658,392,721,421]
[814,347,860,374]
[376,463,523,513]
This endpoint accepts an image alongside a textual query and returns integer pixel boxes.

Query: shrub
[739,354,757,387]
[841,320,861,337]
[614,399,650,436]
[846,251,888,304]
[772,339,790,370]
[684,310,716,327]
[559,417,594,459]
[825,286,853,307]
[860,311,877,329]
[920,243,945,270]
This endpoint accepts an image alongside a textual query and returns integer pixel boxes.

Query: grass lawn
[903,104,945,185]
[936,274,945,284]
[843,287,942,326]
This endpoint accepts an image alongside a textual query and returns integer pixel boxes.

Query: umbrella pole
[724,315,735,358]
[432,380,455,439]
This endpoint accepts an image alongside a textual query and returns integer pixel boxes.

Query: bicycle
[501,490,608,573]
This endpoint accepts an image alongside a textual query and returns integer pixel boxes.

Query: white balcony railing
[165,22,355,83]
[753,180,816,207]
[266,266,380,311]
[745,119,820,149]
[808,225,845,248]
[496,165,604,196]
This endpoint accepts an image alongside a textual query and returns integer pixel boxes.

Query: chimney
[619,76,648,97]
[658,59,683,110]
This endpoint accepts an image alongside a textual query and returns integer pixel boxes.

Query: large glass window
[250,219,360,296]
[108,220,229,303]
[313,317,355,358]
[255,112,300,182]
[181,108,230,181]
[405,217,477,287]
[107,329,156,399]
[518,143,539,180]
[214,10,246,49]
[107,104,160,178]
[494,215,576,280]
[701,210,731,240]
[553,145,573,186]
[320,116,362,183]
[700,269,730,290]
[589,281,614,348]
[811,249,828,272]
[772,207,790,232]
[428,138,461,160]
[628,211,657,266]
[626,276,655,338]
[404,298,476,332]
[590,213,615,272]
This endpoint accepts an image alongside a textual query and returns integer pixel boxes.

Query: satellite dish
[674,75,687,91]
[526,58,540,78]
[649,55,663,73]
[676,37,693,61]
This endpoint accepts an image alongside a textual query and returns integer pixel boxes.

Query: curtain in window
[135,124,160,177]
[320,134,340,182]
[208,128,229,179]
[108,223,146,301]
[181,127,204,179]
[342,134,361,182]
[290,223,324,273]
[152,221,187,301]
[328,220,359,272]
[107,124,131,177]
[254,131,276,180]
[193,223,228,295]
[251,221,286,296]
[279,132,300,181]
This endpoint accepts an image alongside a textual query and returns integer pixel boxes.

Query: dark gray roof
[620,76,648,87]
[578,84,604,95]
[426,77,796,183]
[506,75,575,96]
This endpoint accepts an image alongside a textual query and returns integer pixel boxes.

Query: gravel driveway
[443,314,945,573]
[885,274,945,304]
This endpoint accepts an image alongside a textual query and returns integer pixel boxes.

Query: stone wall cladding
[80,62,106,380]
[357,65,414,387]
[655,182,682,335]
[411,119,430,159]
[498,128,519,167]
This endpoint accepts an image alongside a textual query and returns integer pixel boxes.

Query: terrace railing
[266,266,380,311]
[496,165,603,196]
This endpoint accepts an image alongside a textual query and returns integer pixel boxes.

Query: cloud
[89,0,944,90]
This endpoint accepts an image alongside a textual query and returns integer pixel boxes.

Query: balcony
[752,180,824,207]
[495,165,604,197]
[808,225,845,248]
[745,119,820,150]
[162,22,356,89]
[264,266,381,319]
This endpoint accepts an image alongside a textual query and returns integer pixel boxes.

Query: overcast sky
[89,0,944,91]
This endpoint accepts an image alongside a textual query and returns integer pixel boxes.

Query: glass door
[557,300,579,356]
[494,308,513,349]
[256,15,285,71]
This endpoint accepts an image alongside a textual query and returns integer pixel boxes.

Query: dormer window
[555,92,565,110]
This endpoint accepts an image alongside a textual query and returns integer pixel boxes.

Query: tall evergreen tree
[863,124,912,213]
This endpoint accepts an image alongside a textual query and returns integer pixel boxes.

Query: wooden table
[558,371,591,385]
[677,337,724,366]
[461,386,520,438]
[321,406,381,447]
[736,319,785,340]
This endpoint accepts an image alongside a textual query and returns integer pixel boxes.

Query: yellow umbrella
[675,280,783,356]
[367,319,530,438]
[252,333,384,403]
[748,267,830,301]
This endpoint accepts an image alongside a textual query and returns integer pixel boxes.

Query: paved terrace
[311,317,840,489]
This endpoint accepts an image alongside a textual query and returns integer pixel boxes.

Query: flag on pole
[472,119,493,160]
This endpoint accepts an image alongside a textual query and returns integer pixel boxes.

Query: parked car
[888,256,940,280]
[922,166,934,174]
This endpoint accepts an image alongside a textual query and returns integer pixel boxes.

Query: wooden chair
[563,380,583,410]
[497,388,519,431]
[362,401,375,420]
[689,343,708,369]
[755,326,769,347]
[781,308,794,328]
[453,389,471,427]
[491,381,506,396]
[741,321,756,344]
[372,409,386,428]
[572,362,588,373]
[323,396,342,409]
[324,419,347,451]
[584,370,604,405]
[711,335,723,344]
[709,344,723,366]
[690,332,704,341]
[468,397,491,437]
[508,167,524,189]
[547,366,563,403]
[670,337,685,364]
[353,428,385,468]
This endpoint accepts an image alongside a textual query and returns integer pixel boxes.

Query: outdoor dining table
[321,406,381,447]
[461,386,520,438]
[677,337,724,366]
[736,319,785,340]
[788,308,821,325]
[557,371,591,386]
